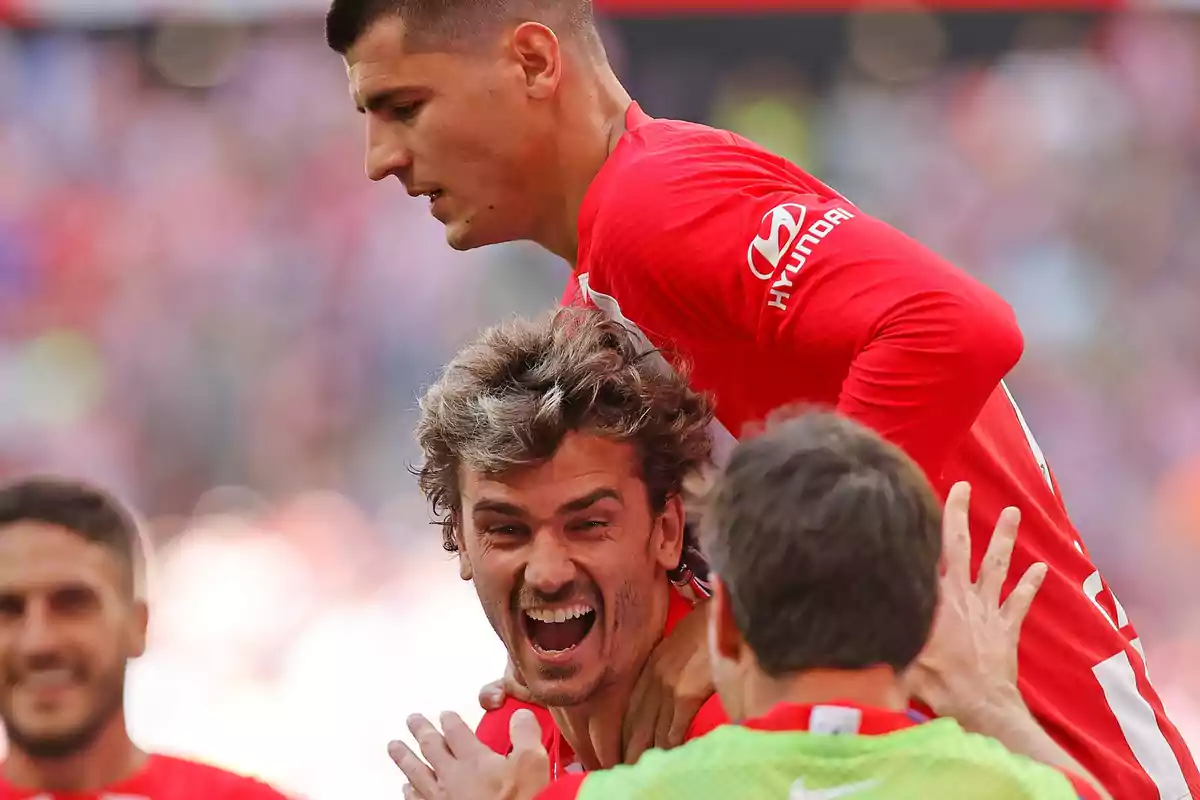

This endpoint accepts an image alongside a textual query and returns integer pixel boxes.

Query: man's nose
[365,118,412,183]
[15,601,64,656]
[524,532,578,596]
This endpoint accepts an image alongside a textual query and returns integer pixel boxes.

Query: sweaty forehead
[0,522,123,594]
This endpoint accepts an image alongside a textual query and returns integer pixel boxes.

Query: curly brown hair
[416,308,714,553]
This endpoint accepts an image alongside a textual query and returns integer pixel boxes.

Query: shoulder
[596,116,843,225]
[475,698,558,754]
[582,117,857,303]
[146,755,290,798]
[909,725,1091,796]
[577,728,746,797]
[589,119,789,241]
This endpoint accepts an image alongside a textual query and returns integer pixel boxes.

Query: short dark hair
[326,0,597,54]
[0,477,145,597]
[702,411,941,677]
[416,308,713,552]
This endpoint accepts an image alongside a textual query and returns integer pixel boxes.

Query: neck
[548,580,672,770]
[549,688,627,770]
[533,51,632,264]
[3,712,147,792]
[739,665,908,721]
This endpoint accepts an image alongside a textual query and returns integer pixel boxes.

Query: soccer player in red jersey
[0,478,290,800]
[405,310,726,780]
[326,1,1199,796]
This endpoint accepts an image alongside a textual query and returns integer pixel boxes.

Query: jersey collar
[625,101,651,131]
[663,582,694,636]
[743,701,923,736]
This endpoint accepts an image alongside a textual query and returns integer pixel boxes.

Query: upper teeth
[525,604,593,623]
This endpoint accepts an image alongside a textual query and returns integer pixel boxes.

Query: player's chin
[6,714,94,756]
[523,667,605,708]
[443,218,515,252]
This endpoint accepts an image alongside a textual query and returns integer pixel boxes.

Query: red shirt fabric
[563,102,1199,800]
[475,587,728,778]
[0,753,290,799]
[536,702,1104,800]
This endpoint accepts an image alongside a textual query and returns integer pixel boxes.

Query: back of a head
[702,411,942,676]
[0,476,146,599]
[326,0,598,53]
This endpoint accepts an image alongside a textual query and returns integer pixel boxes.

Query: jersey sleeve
[592,159,1023,480]
[476,698,558,755]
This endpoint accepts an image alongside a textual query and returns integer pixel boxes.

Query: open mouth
[522,604,597,655]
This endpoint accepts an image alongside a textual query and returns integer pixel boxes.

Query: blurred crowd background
[1,5,1200,798]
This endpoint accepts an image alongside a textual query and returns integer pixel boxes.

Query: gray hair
[415,308,713,552]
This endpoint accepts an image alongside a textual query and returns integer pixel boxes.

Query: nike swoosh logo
[790,777,880,800]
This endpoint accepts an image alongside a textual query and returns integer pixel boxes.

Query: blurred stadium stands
[1,4,1199,797]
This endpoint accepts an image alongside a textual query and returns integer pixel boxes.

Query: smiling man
[412,308,725,776]
[0,477,290,800]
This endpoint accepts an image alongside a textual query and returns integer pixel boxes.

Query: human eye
[481,520,529,539]
[567,518,610,535]
[0,593,23,620]
[389,100,425,123]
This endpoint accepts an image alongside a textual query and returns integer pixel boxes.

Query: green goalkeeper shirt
[535,701,1102,799]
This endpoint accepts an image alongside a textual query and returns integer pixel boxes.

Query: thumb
[509,708,546,756]
[509,709,550,791]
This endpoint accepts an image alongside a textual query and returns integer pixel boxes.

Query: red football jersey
[0,753,290,800]
[562,102,1200,800]
[476,587,728,780]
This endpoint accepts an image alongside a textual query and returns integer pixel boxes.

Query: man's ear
[652,494,686,572]
[453,519,473,581]
[710,577,743,662]
[508,21,562,100]
[128,598,149,660]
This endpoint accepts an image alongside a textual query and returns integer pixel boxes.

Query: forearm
[956,693,1111,800]
[834,293,1023,480]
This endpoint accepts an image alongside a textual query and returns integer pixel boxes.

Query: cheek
[466,561,515,623]
[442,105,538,180]
[81,618,133,669]
[432,103,507,161]
[605,573,654,641]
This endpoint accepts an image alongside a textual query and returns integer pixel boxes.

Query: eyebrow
[356,87,418,115]
[472,488,623,519]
